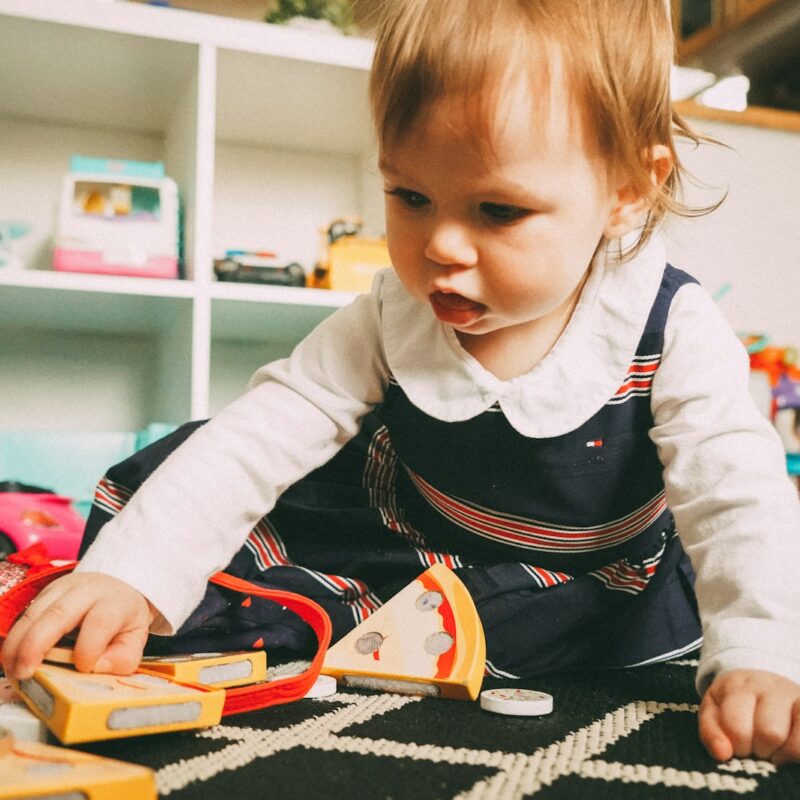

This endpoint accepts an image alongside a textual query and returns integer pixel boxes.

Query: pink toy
[52,156,180,280]
[0,482,84,561]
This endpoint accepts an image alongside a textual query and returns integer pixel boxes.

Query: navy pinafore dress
[81,266,702,676]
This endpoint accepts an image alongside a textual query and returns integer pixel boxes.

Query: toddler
[4,0,800,765]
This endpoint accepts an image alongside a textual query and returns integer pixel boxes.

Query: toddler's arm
[75,279,389,633]
[1,572,155,680]
[700,670,800,764]
[4,274,392,670]
[651,284,800,763]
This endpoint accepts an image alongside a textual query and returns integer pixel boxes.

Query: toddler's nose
[424,221,477,269]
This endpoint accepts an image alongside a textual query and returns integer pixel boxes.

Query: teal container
[0,424,176,518]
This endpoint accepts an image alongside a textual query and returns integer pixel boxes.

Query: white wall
[0,326,159,430]
[665,118,800,347]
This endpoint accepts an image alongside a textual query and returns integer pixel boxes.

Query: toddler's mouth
[430,291,486,327]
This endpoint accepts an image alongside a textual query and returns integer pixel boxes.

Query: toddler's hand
[699,669,800,765]
[0,572,155,680]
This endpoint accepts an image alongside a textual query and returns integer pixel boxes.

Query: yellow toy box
[0,676,47,742]
[310,216,391,293]
[0,725,156,799]
[141,650,267,689]
[12,664,225,744]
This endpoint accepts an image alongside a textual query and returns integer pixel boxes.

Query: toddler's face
[380,68,630,359]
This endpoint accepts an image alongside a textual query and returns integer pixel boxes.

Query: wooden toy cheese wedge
[322,563,485,700]
[12,664,225,744]
[0,725,156,799]
[141,650,267,689]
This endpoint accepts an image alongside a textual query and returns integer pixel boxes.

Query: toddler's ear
[603,145,673,239]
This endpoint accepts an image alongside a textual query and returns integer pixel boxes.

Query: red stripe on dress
[408,469,666,553]
[364,426,427,547]
[611,357,659,400]
[614,377,654,396]
[93,478,132,512]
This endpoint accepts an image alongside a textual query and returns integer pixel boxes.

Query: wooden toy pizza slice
[321,563,486,700]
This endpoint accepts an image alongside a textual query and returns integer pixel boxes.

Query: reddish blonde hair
[368,0,717,257]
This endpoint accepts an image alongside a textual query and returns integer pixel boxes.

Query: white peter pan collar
[380,234,668,438]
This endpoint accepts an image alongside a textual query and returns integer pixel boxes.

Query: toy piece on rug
[480,688,554,716]
[0,724,156,799]
[0,676,48,742]
[303,674,337,698]
[140,650,268,689]
[322,563,485,700]
[11,664,225,744]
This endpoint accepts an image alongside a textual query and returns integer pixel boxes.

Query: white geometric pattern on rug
[155,688,775,798]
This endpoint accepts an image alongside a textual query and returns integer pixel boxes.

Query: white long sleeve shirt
[78,236,800,692]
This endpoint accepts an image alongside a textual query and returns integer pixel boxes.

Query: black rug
[77,658,800,799]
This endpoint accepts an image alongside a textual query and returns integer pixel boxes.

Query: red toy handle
[210,571,332,715]
[0,561,76,642]
[0,559,333,714]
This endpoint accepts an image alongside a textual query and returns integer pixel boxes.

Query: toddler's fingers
[92,629,149,676]
[71,598,149,675]
[699,693,734,762]
[771,701,800,766]
[2,589,85,680]
[717,690,757,758]
[752,692,793,760]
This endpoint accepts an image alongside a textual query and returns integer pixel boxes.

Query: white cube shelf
[0,0,380,430]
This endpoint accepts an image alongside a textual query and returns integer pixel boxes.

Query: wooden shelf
[675,100,800,133]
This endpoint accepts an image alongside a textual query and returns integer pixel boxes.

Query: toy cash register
[53,155,180,279]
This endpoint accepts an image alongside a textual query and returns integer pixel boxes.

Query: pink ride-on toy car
[0,481,85,561]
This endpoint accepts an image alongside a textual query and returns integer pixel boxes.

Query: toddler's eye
[480,203,529,223]
[386,188,430,209]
